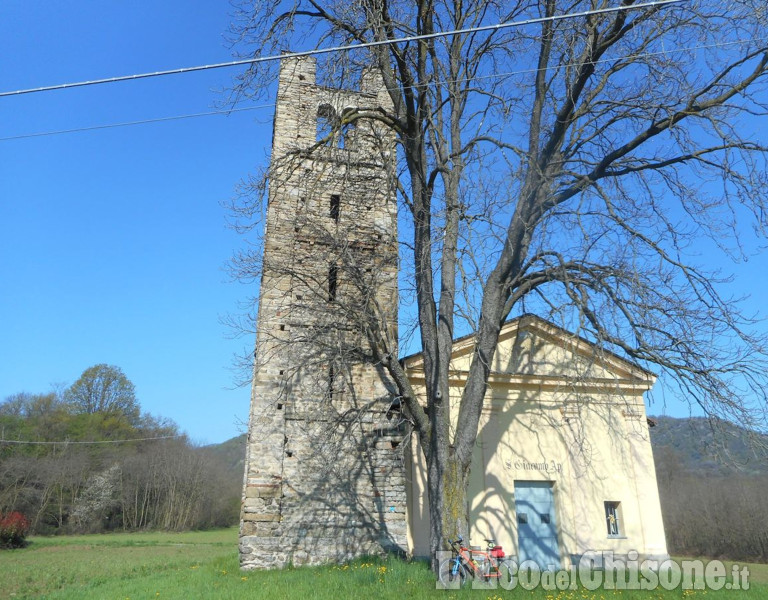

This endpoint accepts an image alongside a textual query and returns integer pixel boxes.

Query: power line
[0,0,687,98]
[0,34,756,143]
[471,36,765,84]
[0,435,183,446]
[0,104,275,142]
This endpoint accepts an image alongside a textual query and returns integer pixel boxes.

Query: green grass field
[2,528,766,599]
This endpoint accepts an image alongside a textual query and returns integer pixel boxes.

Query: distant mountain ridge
[649,415,768,475]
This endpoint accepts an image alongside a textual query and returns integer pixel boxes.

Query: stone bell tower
[239,56,406,569]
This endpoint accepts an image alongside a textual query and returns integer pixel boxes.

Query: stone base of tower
[239,418,407,570]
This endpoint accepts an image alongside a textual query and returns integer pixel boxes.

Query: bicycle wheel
[438,557,471,588]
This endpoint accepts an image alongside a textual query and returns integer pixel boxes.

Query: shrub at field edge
[0,511,30,548]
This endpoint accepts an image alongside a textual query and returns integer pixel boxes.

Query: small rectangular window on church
[605,501,622,537]
[330,194,340,222]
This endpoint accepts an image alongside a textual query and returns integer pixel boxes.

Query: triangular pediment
[402,315,654,392]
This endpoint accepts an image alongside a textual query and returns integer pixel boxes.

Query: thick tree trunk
[427,443,470,569]
[442,452,470,541]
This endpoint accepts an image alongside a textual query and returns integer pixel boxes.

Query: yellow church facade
[404,315,669,567]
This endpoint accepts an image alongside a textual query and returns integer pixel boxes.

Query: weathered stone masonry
[239,56,407,570]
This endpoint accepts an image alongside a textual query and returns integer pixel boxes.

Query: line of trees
[652,418,768,562]
[0,365,240,535]
[656,448,768,562]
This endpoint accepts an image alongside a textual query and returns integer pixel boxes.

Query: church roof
[401,314,655,393]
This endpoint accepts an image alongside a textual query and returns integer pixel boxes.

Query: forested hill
[649,415,768,475]
[200,433,246,481]
[0,369,243,536]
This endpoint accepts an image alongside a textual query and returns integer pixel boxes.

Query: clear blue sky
[0,1,277,444]
[1,2,766,444]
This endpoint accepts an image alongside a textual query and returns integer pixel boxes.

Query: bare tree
[228,0,768,563]
[65,364,140,425]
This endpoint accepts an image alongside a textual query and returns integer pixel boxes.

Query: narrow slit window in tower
[328,265,338,301]
[330,194,340,222]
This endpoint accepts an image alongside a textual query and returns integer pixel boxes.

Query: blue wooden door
[514,481,560,569]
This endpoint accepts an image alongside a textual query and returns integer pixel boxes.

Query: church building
[403,315,668,566]
[239,56,668,570]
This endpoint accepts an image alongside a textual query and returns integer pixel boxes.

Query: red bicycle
[438,535,513,587]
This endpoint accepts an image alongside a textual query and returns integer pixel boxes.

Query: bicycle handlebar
[447,536,498,549]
